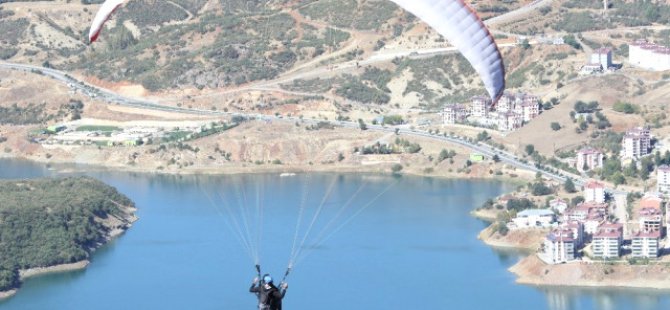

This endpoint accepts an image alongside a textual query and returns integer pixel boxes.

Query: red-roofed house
[640,195,663,210]
[550,198,568,214]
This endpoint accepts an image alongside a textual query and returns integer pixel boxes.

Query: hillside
[1,0,670,188]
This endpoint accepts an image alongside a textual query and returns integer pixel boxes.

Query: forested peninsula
[0,177,136,297]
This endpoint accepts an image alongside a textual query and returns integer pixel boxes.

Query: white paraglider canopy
[88,0,505,101]
[389,0,505,102]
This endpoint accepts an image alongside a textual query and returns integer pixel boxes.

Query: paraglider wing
[89,0,126,43]
[390,0,505,102]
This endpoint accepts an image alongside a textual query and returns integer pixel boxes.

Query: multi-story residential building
[542,229,576,264]
[657,165,670,194]
[592,223,623,259]
[443,104,468,124]
[584,213,607,236]
[576,147,604,172]
[564,202,608,236]
[497,112,522,131]
[621,126,651,159]
[496,93,516,113]
[562,221,585,248]
[564,202,608,222]
[512,209,556,229]
[639,207,663,234]
[507,93,540,123]
[632,230,661,258]
[584,180,606,203]
[470,96,490,118]
[520,99,540,123]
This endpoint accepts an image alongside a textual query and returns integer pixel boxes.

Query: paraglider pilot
[250,274,288,310]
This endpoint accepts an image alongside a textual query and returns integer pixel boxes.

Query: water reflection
[540,285,670,310]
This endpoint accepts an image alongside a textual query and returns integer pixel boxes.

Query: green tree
[623,161,638,177]
[564,178,576,193]
[492,154,501,163]
[358,119,368,131]
[612,173,626,185]
[391,163,403,174]
[563,34,581,49]
[550,122,561,131]
[532,182,553,196]
[477,130,490,141]
[613,101,639,114]
[601,157,622,179]
[525,144,535,156]
[571,196,585,206]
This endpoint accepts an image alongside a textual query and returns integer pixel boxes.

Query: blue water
[1,159,669,310]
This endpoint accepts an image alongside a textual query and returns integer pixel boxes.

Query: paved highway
[0,60,599,189]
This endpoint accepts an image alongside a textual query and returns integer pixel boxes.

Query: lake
[1,158,669,310]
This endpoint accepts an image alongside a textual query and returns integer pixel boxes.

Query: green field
[75,125,122,132]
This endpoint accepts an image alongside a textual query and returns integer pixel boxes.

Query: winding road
[0,60,592,188]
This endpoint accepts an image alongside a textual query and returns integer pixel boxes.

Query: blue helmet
[263,275,273,284]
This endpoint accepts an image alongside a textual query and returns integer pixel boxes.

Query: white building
[520,100,540,123]
[549,198,568,214]
[590,47,613,70]
[512,209,555,229]
[562,221,585,248]
[496,93,516,113]
[639,207,664,233]
[584,180,606,203]
[564,202,607,236]
[592,223,623,259]
[443,104,468,124]
[629,40,670,71]
[576,147,604,172]
[497,112,522,132]
[564,202,608,222]
[632,230,661,258]
[470,96,490,118]
[584,214,606,236]
[657,165,670,194]
[542,229,576,264]
[621,126,651,159]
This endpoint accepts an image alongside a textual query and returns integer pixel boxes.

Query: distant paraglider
[88,0,505,101]
[88,0,125,43]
